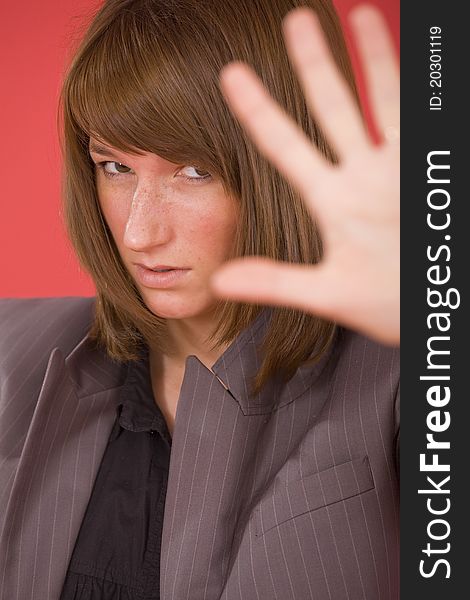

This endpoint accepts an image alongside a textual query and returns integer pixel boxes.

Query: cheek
[98,187,129,238]
[186,200,238,259]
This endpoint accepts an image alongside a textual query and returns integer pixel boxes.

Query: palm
[211,6,400,346]
[314,145,399,342]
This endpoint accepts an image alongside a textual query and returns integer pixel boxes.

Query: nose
[123,184,172,252]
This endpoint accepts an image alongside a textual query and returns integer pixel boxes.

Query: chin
[142,291,216,321]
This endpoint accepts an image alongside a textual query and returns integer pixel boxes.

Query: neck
[148,310,229,371]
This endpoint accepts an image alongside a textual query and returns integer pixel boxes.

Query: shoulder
[0,297,97,502]
[0,296,95,330]
[334,327,400,382]
[0,296,97,450]
[332,326,400,425]
[0,296,96,376]
[322,327,400,418]
[0,295,95,323]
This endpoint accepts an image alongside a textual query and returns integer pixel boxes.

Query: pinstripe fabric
[0,297,399,599]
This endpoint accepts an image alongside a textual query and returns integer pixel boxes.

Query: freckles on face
[135,187,239,319]
[168,188,239,303]
[184,199,237,263]
[91,144,239,319]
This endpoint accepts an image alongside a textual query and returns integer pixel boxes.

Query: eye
[178,166,212,182]
[98,161,133,178]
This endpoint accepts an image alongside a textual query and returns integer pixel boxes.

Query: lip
[139,263,179,270]
[134,264,190,288]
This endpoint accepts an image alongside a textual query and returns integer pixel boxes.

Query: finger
[350,5,400,143]
[210,257,337,319]
[219,62,332,205]
[210,258,400,346]
[283,8,369,160]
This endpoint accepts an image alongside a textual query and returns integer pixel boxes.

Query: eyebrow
[88,142,120,159]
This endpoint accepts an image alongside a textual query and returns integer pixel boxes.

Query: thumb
[210,257,335,316]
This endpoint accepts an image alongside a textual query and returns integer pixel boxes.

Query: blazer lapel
[160,309,336,600]
[0,336,126,600]
[159,311,270,599]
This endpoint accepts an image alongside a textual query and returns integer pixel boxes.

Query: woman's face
[89,139,239,321]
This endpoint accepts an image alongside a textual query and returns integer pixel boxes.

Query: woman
[0,0,399,598]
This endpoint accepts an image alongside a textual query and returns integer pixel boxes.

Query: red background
[0,0,399,298]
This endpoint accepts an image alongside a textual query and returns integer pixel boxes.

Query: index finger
[219,62,332,205]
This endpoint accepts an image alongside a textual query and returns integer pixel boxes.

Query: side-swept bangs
[66,5,240,182]
[60,0,359,394]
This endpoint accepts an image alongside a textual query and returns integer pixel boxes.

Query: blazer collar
[209,307,337,415]
[63,305,270,402]
[65,331,128,398]
[66,304,337,415]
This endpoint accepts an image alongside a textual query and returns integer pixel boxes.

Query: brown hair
[60,0,359,394]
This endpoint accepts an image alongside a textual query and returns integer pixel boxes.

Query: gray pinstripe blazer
[0,297,399,600]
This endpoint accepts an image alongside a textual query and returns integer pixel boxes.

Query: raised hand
[210,5,399,346]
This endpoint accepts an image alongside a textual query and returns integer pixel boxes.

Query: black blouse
[60,349,171,600]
